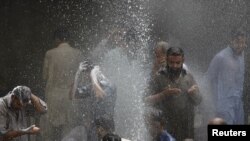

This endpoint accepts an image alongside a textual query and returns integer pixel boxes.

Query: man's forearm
[71,70,82,99]
[30,94,47,113]
[2,130,27,141]
[188,88,202,105]
[145,92,165,104]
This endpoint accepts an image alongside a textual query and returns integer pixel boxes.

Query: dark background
[0,0,249,115]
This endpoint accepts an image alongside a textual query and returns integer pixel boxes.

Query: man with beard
[145,47,202,141]
[152,41,189,79]
[206,28,247,124]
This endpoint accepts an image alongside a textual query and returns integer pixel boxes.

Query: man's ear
[11,95,19,101]
[11,94,15,100]
[11,95,17,104]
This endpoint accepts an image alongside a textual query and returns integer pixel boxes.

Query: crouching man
[0,86,47,141]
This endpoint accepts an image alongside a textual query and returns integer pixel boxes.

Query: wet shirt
[206,46,244,100]
[206,46,245,124]
[94,79,117,121]
[76,67,117,128]
[0,93,47,141]
[149,68,201,141]
[76,70,117,121]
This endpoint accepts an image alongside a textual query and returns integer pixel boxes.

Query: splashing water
[93,1,152,140]
[99,48,150,141]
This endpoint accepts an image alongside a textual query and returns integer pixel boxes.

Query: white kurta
[43,43,82,127]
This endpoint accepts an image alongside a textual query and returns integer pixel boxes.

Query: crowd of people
[0,26,248,141]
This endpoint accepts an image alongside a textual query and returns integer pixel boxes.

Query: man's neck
[169,73,181,82]
[167,68,183,81]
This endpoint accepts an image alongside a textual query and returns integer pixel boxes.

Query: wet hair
[156,41,168,50]
[154,41,168,54]
[95,118,113,132]
[102,133,121,141]
[12,86,31,103]
[231,27,246,40]
[54,27,70,41]
[166,47,184,57]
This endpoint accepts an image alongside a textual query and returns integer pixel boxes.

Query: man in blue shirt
[206,28,247,124]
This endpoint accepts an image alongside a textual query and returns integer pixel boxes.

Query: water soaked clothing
[206,47,245,124]
[149,68,201,141]
[0,91,47,141]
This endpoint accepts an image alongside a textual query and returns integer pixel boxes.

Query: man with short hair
[0,86,47,141]
[145,47,202,141]
[206,28,247,124]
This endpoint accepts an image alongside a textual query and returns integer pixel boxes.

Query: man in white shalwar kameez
[42,27,82,141]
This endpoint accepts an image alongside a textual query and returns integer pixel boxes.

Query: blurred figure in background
[144,108,176,141]
[69,61,117,141]
[206,27,247,124]
[42,27,82,141]
[91,27,127,64]
[152,41,168,77]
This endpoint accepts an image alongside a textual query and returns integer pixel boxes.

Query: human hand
[158,57,166,65]
[163,87,182,96]
[21,125,40,134]
[93,84,106,100]
[29,126,40,134]
[187,85,199,95]
[78,61,89,71]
